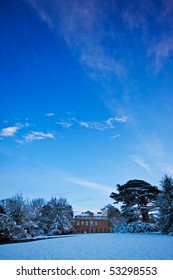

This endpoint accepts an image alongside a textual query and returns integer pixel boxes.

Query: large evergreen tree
[159,175,173,234]
[110,179,160,223]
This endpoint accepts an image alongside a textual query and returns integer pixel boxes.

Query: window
[85,221,89,226]
[81,221,84,226]
[95,221,98,226]
[99,221,102,226]
[90,220,94,226]
[77,221,80,226]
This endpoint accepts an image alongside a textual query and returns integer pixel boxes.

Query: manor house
[74,211,109,234]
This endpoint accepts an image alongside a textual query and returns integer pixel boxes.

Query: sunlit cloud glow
[0,126,20,137]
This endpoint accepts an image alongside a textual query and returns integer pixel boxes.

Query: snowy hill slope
[0,233,172,260]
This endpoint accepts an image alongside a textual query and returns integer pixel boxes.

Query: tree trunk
[141,209,149,222]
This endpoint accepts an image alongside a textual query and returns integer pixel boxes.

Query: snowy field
[0,233,173,260]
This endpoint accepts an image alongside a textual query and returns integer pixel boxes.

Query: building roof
[75,212,108,220]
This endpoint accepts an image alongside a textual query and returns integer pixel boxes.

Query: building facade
[74,211,109,234]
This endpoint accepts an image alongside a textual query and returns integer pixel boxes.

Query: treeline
[0,175,173,241]
[110,175,173,235]
[0,196,74,242]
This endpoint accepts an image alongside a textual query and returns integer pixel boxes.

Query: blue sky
[0,0,173,213]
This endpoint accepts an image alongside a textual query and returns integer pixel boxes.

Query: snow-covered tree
[0,193,29,240]
[3,193,26,225]
[24,198,46,237]
[55,197,74,234]
[110,180,160,223]
[0,194,74,241]
[0,205,5,214]
[159,175,173,234]
[0,204,11,241]
[101,204,123,232]
[0,213,17,241]
[41,197,74,235]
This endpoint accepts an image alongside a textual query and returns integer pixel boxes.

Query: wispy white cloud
[27,0,125,80]
[131,155,151,173]
[158,163,173,175]
[77,120,108,131]
[0,122,55,144]
[57,116,128,131]
[0,123,30,142]
[136,135,173,176]
[0,126,20,137]
[105,117,115,128]
[149,37,173,72]
[141,136,165,161]
[27,0,53,28]
[56,119,74,129]
[67,176,113,195]
[78,121,90,128]
[122,0,152,31]
[0,122,29,138]
[45,113,55,117]
[24,131,55,142]
[56,0,125,78]
[110,134,120,139]
[115,116,128,123]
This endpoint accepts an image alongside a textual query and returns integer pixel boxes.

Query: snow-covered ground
[0,233,173,260]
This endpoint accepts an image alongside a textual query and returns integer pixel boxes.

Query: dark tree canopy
[110,179,160,223]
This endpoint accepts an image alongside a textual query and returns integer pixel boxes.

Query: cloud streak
[131,156,151,173]
[110,134,120,139]
[67,176,113,195]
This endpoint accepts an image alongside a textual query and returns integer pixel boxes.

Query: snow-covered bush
[0,214,29,240]
[10,225,28,240]
[23,220,45,237]
[115,221,159,233]
[0,214,12,240]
